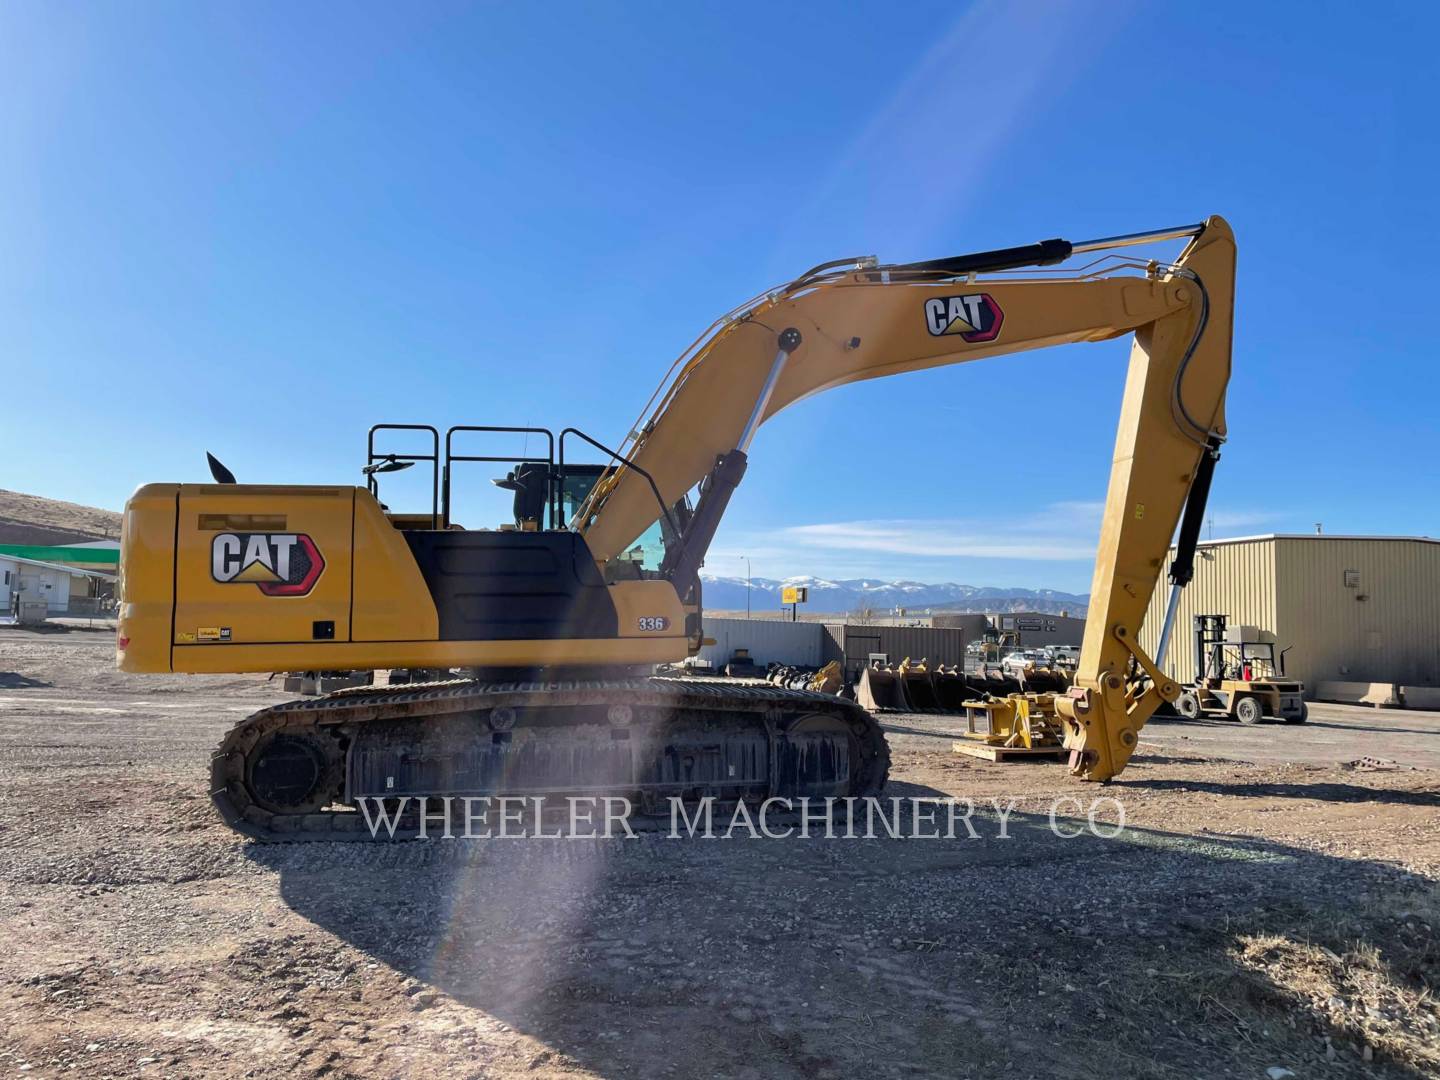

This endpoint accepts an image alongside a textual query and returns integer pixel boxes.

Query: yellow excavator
[117,217,1234,839]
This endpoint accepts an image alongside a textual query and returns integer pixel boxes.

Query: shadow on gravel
[0,672,52,689]
[1149,713,1438,737]
[1295,721,1440,736]
[878,722,969,741]
[1119,776,1440,807]
[250,807,1438,1079]
[884,779,955,799]
[1125,753,1218,765]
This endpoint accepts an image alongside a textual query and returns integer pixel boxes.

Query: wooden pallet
[951,740,1068,762]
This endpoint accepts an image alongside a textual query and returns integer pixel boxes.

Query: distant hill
[698,574,1086,615]
[0,489,123,546]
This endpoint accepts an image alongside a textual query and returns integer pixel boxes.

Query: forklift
[969,626,1020,664]
[1174,614,1307,724]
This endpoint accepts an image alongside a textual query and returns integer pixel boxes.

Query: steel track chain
[211,677,890,842]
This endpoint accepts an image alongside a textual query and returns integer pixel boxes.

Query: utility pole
[742,556,751,617]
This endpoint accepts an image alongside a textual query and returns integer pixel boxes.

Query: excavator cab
[367,424,691,579]
[365,423,606,534]
[490,460,608,531]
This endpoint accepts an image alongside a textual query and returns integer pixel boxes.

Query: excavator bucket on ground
[856,662,911,712]
[1015,665,1067,693]
[982,668,1023,695]
[933,666,973,711]
[900,659,941,711]
[1045,666,1072,692]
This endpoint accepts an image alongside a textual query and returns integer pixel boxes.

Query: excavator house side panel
[174,486,356,647]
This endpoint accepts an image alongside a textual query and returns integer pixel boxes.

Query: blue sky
[3,2,1435,592]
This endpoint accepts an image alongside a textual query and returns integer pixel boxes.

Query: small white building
[0,553,115,615]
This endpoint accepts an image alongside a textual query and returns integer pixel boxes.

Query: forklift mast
[1193,613,1286,682]
[1194,614,1228,683]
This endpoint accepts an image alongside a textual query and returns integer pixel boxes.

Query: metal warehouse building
[1139,535,1440,696]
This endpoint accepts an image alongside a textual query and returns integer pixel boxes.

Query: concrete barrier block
[1400,685,1440,711]
[1314,680,1402,707]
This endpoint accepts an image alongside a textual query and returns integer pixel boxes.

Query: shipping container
[822,623,966,682]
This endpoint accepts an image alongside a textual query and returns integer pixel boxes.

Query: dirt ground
[2,628,1437,1079]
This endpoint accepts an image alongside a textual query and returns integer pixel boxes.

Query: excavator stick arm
[1057,220,1235,779]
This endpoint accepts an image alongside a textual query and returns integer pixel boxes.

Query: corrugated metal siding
[1275,538,1440,689]
[1138,536,1440,694]
[1138,538,1277,685]
[822,624,967,679]
[693,617,824,668]
[877,625,966,669]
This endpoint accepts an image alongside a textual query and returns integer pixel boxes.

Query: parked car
[1000,650,1045,677]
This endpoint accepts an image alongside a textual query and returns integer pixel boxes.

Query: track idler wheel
[246,731,344,814]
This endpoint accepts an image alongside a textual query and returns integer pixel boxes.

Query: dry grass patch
[1229,889,1440,1071]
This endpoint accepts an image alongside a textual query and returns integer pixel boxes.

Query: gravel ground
[2,627,1437,1079]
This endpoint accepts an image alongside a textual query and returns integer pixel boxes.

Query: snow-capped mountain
[698,574,1087,614]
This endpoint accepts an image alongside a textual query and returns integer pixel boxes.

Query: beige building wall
[1140,536,1440,694]
[1273,537,1440,689]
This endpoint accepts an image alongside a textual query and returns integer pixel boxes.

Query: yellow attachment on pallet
[958,693,1065,750]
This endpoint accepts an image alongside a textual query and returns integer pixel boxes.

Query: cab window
[557,472,599,528]
[619,519,666,573]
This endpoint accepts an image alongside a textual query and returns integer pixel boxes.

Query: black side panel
[403,531,619,641]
